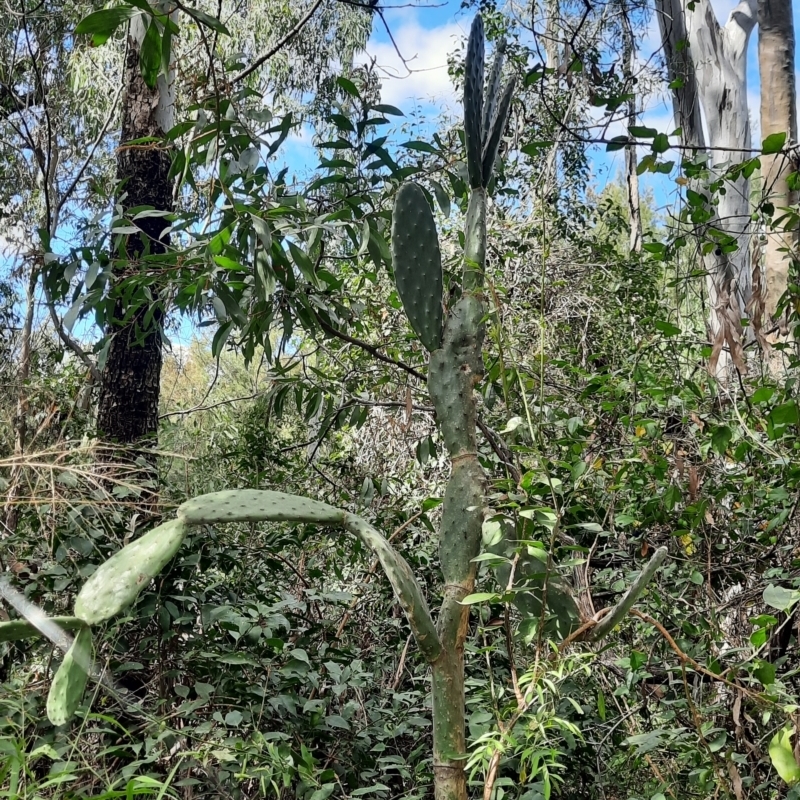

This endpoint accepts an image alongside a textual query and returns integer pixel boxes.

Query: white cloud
[355,11,463,114]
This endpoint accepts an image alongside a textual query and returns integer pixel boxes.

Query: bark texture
[621,0,642,254]
[758,0,798,372]
[657,0,757,377]
[97,16,174,451]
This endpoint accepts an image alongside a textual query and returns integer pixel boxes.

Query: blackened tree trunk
[96,13,174,453]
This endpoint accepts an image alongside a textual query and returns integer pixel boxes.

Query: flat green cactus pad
[74,518,187,625]
[464,14,485,188]
[482,41,506,147]
[178,489,345,525]
[0,616,85,643]
[482,77,516,186]
[391,183,443,352]
[46,626,93,725]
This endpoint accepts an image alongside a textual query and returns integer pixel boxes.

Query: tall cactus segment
[391,16,516,800]
[391,183,444,352]
[482,40,506,139]
[463,14,485,189]
[482,77,517,187]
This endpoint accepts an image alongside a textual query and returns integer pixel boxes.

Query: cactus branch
[482,40,506,143]
[464,14,485,188]
[178,490,441,662]
[343,513,442,662]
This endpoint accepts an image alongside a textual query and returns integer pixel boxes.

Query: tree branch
[588,546,668,641]
[42,278,101,382]
[315,315,427,382]
[231,0,325,85]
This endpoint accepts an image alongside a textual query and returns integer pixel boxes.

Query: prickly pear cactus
[0,616,84,643]
[464,14,485,188]
[46,625,92,725]
[179,489,344,526]
[482,40,506,143]
[75,517,187,625]
[390,183,444,352]
[482,77,516,186]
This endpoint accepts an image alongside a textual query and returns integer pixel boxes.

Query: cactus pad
[46,626,93,725]
[391,183,443,352]
[75,518,187,625]
[178,489,345,525]
[482,41,506,145]
[464,14,485,188]
[343,513,441,661]
[0,616,85,643]
[482,77,516,186]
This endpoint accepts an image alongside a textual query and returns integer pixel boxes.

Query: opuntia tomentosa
[51,17,666,800]
[46,625,93,726]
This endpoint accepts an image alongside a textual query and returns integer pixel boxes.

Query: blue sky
[280,0,800,215]
[11,0,800,355]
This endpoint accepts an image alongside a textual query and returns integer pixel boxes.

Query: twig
[476,418,520,482]
[159,390,263,419]
[316,315,426,381]
[390,635,412,689]
[42,278,101,382]
[232,0,325,85]
[57,67,126,215]
[589,547,668,641]
[629,609,763,699]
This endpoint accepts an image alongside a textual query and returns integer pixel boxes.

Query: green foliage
[770,727,800,785]
[5,3,800,799]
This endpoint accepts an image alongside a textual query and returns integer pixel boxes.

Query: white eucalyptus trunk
[758,0,798,373]
[658,0,758,376]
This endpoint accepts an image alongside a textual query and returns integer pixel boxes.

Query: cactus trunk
[390,16,506,796]
[427,141,488,800]
[428,266,487,800]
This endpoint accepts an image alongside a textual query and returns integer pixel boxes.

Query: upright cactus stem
[463,188,487,292]
[406,15,517,799]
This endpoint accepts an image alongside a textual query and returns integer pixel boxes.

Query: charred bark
[96,18,174,460]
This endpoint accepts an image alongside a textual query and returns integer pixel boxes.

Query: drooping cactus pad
[46,625,93,725]
[178,489,345,525]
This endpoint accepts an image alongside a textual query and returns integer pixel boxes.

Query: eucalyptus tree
[0,0,371,468]
[77,0,371,460]
[758,0,798,372]
[656,0,758,374]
